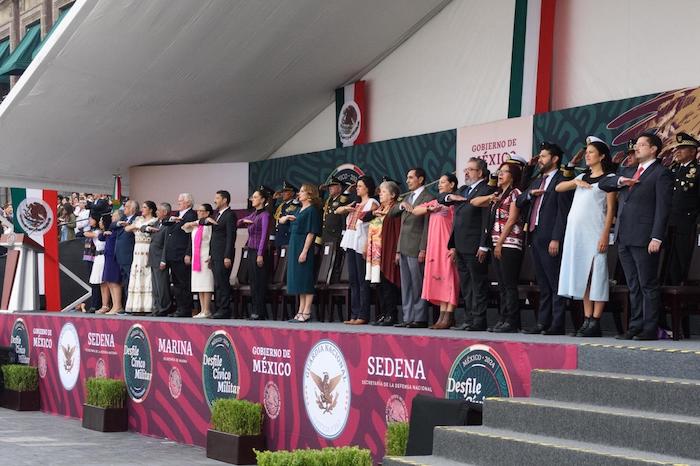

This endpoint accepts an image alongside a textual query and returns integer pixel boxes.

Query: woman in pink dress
[411,173,460,329]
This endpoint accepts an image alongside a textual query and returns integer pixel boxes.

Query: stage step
[578,343,700,379]
[383,456,474,466]
[483,397,700,460]
[431,426,697,466]
[384,359,700,466]
[531,369,700,417]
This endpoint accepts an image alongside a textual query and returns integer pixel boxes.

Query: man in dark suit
[442,157,495,331]
[163,193,198,317]
[113,199,138,312]
[517,142,574,335]
[599,132,673,340]
[390,167,435,328]
[665,132,700,285]
[147,202,172,316]
[210,190,237,319]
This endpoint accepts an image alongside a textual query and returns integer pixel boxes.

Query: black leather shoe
[521,324,546,335]
[406,321,429,329]
[210,312,231,319]
[171,311,191,318]
[493,322,519,333]
[394,322,408,328]
[466,325,487,332]
[379,316,397,327]
[615,329,640,340]
[542,327,566,336]
[633,332,658,341]
[487,321,505,332]
[452,323,471,330]
[371,315,385,326]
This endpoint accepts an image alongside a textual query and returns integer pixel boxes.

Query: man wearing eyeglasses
[599,132,673,340]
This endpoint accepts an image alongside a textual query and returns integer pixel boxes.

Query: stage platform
[1,311,698,462]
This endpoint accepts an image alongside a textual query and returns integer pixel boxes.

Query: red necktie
[630,165,644,190]
[529,176,546,232]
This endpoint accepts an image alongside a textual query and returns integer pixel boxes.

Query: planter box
[206,429,265,465]
[0,388,40,411]
[82,404,128,432]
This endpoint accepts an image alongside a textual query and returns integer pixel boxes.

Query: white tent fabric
[0,0,449,192]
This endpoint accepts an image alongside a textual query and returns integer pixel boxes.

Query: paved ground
[0,409,229,466]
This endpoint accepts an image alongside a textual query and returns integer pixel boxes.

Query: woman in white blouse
[338,176,378,325]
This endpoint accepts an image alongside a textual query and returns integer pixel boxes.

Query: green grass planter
[255,446,372,466]
[82,377,128,432]
[385,421,409,457]
[0,364,40,411]
[206,399,265,465]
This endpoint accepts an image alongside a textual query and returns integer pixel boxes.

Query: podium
[0,234,44,311]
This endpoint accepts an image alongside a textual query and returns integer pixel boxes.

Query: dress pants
[168,259,193,314]
[378,274,401,320]
[666,228,694,285]
[150,265,171,313]
[493,247,522,327]
[85,261,102,310]
[618,244,660,335]
[530,231,567,330]
[248,252,269,319]
[212,256,233,316]
[399,254,427,323]
[119,261,131,307]
[347,250,371,321]
[456,250,489,328]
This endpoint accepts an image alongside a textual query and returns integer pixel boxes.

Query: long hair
[495,162,521,212]
[587,142,616,174]
[301,183,321,206]
[143,200,157,217]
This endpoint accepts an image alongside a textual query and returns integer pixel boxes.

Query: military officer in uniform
[272,181,299,248]
[319,176,352,245]
[665,132,700,285]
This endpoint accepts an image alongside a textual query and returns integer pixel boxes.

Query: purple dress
[101,230,121,284]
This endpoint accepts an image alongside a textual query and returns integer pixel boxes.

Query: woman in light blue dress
[556,138,617,337]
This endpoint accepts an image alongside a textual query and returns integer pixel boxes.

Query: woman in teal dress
[279,183,321,322]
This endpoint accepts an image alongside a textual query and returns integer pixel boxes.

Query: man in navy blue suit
[599,132,673,340]
[517,142,574,335]
[114,199,138,313]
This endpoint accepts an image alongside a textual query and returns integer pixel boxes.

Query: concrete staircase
[384,343,700,466]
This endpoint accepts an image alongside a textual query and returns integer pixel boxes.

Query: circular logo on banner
[57,322,81,391]
[303,339,351,439]
[16,198,53,236]
[385,394,408,423]
[38,352,47,379]
[263,381,281,420]
[202,330,240,408]
[338,101,362,146]
[169,367,182,399]
[445,344,512,404]
[123,324,153,402]
[327,163,365,189]
[10,318,29,364]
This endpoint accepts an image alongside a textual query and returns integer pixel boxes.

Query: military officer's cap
[675,132,700,148]
[280,180,298,192]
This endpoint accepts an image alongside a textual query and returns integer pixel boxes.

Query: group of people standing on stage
[82,191,238,319]
[260,130,697,341]
[76,129,699,340]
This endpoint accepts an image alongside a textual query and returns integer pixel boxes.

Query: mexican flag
[508,0,556,117]
[335,80,367,148]
[10,187,60,311]
[112,175,122,211]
